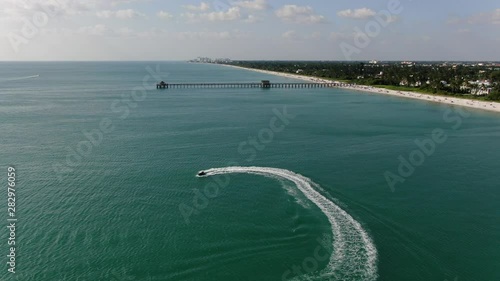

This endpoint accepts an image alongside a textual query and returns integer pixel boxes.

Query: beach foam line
[200,167,378,280]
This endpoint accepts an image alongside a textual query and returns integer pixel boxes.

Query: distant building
[189,57,232,64]
[469,80,491,87]
[401,61,414,66]
[471,87,492,96]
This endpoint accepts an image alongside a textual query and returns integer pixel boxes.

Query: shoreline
[221,64,500,114]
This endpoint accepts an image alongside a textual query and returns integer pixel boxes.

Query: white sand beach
[223,64,500,114]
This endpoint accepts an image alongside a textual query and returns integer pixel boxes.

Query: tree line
[225,61,500,101]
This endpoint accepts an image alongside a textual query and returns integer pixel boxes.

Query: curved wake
[0,75,39,82]
[199,167,377,280]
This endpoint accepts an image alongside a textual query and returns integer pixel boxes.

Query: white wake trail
[0,75,39,82]
[200,167,378,280]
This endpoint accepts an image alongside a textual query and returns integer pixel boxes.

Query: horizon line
[1,60,500,63]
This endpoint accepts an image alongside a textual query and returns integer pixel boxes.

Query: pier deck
[156,81,343,89]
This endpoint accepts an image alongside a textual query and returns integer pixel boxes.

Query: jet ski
[197,171,207,177]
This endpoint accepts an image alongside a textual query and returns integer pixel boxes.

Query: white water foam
[279,179,312,209]
[200,167,378,280]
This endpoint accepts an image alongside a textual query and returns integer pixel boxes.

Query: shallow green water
[0,62,499,281]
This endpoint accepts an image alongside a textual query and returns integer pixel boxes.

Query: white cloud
[1,0,152,20]
[1,0,96,20]
[386,15,400,23]
[96,9,145,19]
[183,7,241,22]
[78,24,109,36]
[282,30,302,40]
[110,0,150,7]
[467,9,500,24]
[276,5,327,24]
[135,28,169,38]
[183,2,211,12]
[177,31,232,40]
[62,25,143,37]
[115,27,136,37]
[329,31,355,41]
[244,15,261,23]
[310,31,322,40]
[337,8,376,19]
[235,0,270,11]
[157,10,173,20]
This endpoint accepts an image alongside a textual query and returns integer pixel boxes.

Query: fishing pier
[156,80,342,89]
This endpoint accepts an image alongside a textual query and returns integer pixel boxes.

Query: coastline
[222,64,500,114]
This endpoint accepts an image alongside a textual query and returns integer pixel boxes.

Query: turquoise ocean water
[0,62,499,281]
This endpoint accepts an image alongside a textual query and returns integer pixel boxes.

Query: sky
[1,0,499,61]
